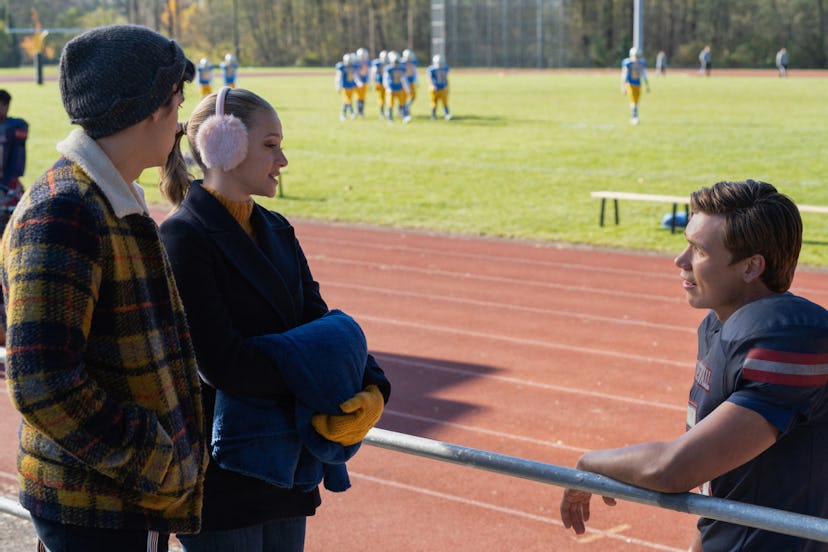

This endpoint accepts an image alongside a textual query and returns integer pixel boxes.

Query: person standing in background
[0,89,28,230]
[370,50,388,119]
[335,53,361,121]
[402,49,419,111]
[427,55,452,120]
[699,45,712,76]
[620,47,649,125]
[776,47,789,77]
[220,53,239,88]
[383,51,411,123]
[655,50,667,76]
[197,57,214,96]
[354,47,371,117]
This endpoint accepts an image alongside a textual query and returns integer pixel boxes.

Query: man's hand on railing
[560,487,617,535]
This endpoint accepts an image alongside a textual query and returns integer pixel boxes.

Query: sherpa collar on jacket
[56,128,149,218]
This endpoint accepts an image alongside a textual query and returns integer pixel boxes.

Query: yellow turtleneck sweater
[204,186,255,237]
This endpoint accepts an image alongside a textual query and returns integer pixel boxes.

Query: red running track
[3,215,828,551]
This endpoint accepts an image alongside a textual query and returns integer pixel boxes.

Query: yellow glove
[311,385,384,446]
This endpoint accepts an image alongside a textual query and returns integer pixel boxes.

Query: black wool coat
[160,181,390,531]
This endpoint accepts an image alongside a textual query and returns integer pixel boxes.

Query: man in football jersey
[220,53,239,87]
[197,57,214,96]
[0,89,27,231]
[370,50,388,119]
[335,52,361,121]
[402,49,418,109]
[383,51,411,123]
[620,47,649,125]
[427,55,451,120]
[560,180,828,551]
[354,47,371,117]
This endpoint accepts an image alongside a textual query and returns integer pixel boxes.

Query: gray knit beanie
[59,24,195,139]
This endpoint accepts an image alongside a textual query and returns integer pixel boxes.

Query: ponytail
[160,121,193,207]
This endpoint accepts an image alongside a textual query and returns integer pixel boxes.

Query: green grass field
[4,65,828,266]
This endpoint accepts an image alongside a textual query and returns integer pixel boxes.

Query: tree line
[1,0,826,69]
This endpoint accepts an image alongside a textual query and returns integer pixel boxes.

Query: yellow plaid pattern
[0,157,206,534]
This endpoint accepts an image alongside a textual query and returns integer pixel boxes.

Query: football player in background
[335,52,361,121]
[383,51,411,124]
[620,47,649,125]
[197,57,214,97]
[402,49,418,110]
[427,55,451,121]
[354,47,371,117]
[220,52,239,88]
[370,50,388,119]
[0,89,27,230]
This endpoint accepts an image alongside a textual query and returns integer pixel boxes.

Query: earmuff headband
[215,86,231,117]
[195,86,248,171]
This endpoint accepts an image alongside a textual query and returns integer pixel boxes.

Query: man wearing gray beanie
[0,24,206,552]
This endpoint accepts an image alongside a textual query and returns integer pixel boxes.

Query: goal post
[431,0,569,68]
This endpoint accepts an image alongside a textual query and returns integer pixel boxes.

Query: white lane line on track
[357,314,691,369]
[375,356,686,413]
[305,237,828,298]
[325,281,697,334]
[349,471,686,552]
[304,235,680,281]
[310,255,685,304]
[381,410,590,453]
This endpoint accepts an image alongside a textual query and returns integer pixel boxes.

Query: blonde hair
[160,88,277,206]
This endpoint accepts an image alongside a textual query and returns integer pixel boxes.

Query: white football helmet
[402,49,417,63]
[432,55,443,67]
[356,47,369,61]
[379,50,388,64]
[388,51,400,65]
[629,47,641,59]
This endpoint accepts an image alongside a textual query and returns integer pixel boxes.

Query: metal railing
[0,496,29,521]
[0,413,825,543]
[364,428,828,544]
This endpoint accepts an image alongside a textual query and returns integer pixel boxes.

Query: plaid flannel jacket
[0,130,206,534]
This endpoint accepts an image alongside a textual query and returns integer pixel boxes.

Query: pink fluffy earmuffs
[195,86,248,171]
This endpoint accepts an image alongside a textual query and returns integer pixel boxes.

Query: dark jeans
[177,517,306,552]
[31,514,169,552]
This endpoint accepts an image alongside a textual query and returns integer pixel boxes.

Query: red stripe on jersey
[744,348,828,387]
[743,367,828,387]
[746,348,828,365]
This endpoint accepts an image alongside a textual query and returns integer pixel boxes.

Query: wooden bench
[591,191,828,234]
[590,191,690,233]
[798,204,828,215]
